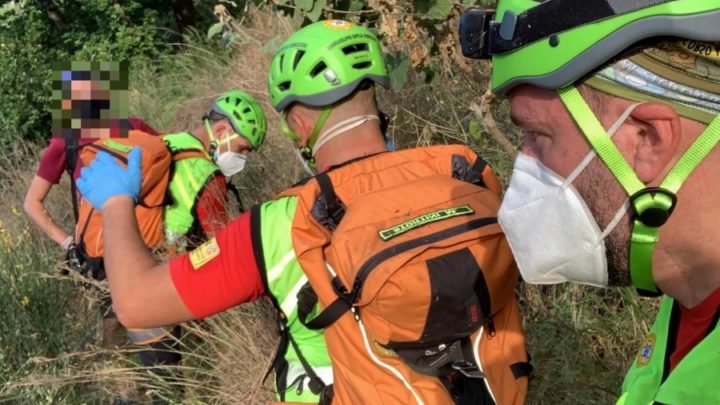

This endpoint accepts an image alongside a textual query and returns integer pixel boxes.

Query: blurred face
[61,79,110,109]
[506,85,632,285]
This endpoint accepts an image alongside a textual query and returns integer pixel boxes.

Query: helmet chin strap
[204,118,219,153]
[558,86,720,296]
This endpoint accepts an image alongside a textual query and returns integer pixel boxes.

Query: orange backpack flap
[326,175,508,343]
[285,146,529,405]
[75,131,171,258]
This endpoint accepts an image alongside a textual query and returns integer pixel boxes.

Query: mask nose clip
[630,187,677,228]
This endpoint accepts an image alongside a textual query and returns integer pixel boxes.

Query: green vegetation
[0,2,658,404]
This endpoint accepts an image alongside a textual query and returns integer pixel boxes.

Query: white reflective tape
[280,275,308,316]
[357,310,424,405]
[267,250,296,283]
[286,361,334,389]
[473,327,497,404]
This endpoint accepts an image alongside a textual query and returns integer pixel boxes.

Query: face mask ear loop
[312,115,380,156]
[563,103,643,188]
[597,200,631,244]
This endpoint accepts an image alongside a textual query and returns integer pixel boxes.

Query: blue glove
[76,147,142,211]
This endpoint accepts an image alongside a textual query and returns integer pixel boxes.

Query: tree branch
[469,83,517,157]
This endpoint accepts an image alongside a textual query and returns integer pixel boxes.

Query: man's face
[507,85,632,285]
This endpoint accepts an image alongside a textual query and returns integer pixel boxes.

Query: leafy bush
[0,0,180,147]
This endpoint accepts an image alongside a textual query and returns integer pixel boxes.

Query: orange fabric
[282,145,529,405]
[75,130,171,257]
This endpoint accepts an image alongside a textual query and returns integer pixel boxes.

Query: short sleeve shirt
[36,117,159,183]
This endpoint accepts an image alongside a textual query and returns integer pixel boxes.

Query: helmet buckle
[630,187,677,228]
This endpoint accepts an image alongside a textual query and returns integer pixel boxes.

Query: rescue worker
[459,0,720,403]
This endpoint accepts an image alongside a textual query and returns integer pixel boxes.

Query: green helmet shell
[268,19,391,112]
[210,90,267,150]
[481,0,720,94]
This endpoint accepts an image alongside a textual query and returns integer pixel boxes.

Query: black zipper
[350,217,498,302]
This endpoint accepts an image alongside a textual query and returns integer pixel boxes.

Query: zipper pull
[486,317,496,338]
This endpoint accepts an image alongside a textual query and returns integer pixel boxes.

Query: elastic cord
[312,115,380,156]
[564,103,642,187]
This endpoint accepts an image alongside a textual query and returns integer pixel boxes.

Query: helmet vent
[310,61,328,77]
[234,98,241,107]
[248,119,256,125]
[243,107,251,113]
[293,51,305,70]
[233,111,243,121]
[278,81,291,91]
[343,43,368,54]
[353,61,371,70]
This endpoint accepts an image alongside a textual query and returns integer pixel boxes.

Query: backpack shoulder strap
[313,172,345,232]
[63,134,80,224]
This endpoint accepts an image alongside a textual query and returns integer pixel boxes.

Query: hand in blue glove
[76,147,142,211]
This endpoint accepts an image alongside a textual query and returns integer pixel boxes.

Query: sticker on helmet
[324,20,354,30]
[189,237,221,270]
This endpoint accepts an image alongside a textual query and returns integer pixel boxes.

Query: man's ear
[628,102,681,183]
[286,107,313,147]
[211,121,232,139]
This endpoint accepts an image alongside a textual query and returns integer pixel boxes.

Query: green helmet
[459,0,720,94]
[208,90,267,150]
[268,19,390,112]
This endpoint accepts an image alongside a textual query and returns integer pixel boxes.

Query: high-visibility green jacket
[163,132,220,241]
[252,197,333,403]
[617,295,720,405]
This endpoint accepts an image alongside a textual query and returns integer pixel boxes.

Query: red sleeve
[36,138,67,184]
[196,174,229,236]
[128,117,159,136]
[169,211,265,319]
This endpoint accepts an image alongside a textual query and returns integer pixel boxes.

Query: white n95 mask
[215,151,246,177]
[498,103,641,287]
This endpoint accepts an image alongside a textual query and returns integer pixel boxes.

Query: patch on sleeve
[189,237,220,270]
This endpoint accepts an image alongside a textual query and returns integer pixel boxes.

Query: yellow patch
[323,20,353,30]
[189,237,220,270]
[636,333,656,368]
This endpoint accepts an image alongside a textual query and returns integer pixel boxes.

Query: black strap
[471,156,488,188]
[287,331,326,395]
[226,181,244,213]
[315,172,345,231]
[297,278,352,330]
[489,0,672,54]
[510,361,534,379]
[263,315,290,401]
[64,134,80,223]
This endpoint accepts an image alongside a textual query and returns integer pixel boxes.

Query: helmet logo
[324,20,354,30]
[324,69,341,86]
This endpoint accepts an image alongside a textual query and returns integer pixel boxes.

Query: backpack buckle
[451,361,485,379]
